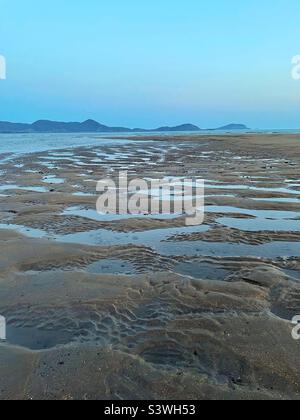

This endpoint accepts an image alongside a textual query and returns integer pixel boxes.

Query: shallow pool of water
[252,197,300,204]
[0,184,49,193]
[6,325,73,350]
[160,240,300,258]
[207,206,300,219]
[43,175,65,185]
[62,206,184,221]
[205,184,300,195]
[173,261,231,281]
[1,220,300,259]
[87,259,136,275]
[218,217,300,232]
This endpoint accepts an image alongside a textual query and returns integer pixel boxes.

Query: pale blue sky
[1,0,300,128]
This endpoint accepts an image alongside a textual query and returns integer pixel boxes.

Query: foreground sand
[0,134,299,400]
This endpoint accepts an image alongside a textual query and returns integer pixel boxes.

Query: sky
[1,0,300,129]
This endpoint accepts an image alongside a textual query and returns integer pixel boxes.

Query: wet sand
[0,134,299,400]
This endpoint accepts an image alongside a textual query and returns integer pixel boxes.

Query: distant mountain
[31,119,132,133]
[0,119,248,133]
[213,123,249,131]
[153,124,201,132]
[0,121,30,132]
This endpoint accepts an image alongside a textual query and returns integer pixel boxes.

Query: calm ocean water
[0,133,137,158]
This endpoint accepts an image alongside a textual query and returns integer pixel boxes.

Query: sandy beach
[0,133,300,400]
